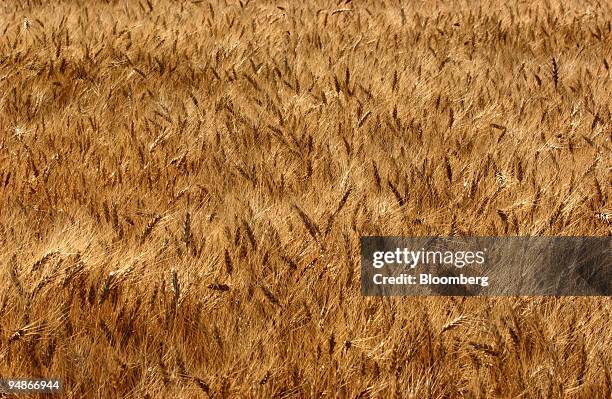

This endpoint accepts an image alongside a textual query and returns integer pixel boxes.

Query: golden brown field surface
[0,0,610,397]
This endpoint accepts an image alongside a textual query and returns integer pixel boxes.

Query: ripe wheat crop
[0,0,610,397]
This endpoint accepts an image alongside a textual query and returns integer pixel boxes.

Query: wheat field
[0,0,610,397]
